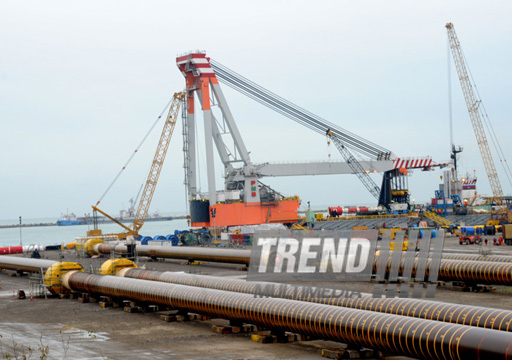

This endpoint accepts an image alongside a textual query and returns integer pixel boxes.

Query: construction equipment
[422,210,455,228]
[177,51,446,227]
[459,235,482,245]
[451,194,468,215]
[92,91,186,239]
[446,23,511,223]
[503,224,512,245]
[211,59,444,208]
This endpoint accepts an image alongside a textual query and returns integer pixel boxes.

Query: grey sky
[1,1,511,220]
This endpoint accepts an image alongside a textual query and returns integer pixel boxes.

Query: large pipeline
[96,244,512,285]
[3,256,512,358]
[119,267,512,332]
[2,254,512,333]
[96,244,250,265]
[96,243,512,265]
[0,255,57,272]
[327,206,382,217]
[377,256,512,285]
[441,253,512,263]
[0,245,46,255]
[61,271,512,360]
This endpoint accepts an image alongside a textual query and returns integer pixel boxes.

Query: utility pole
[211,208,216,243]
[19,216,23,246]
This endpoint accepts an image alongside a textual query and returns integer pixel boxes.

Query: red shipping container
[230,234,245,244]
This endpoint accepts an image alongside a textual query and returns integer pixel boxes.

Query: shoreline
[0,215,187,229]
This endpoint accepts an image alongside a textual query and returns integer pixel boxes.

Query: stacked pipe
[95,244,512,286]
[2,255,511,333]
[327,206,382,217]
[61,270,512,360]
[3,256,512,358]
[119,267,512,332]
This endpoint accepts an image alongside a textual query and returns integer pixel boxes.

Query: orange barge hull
[191,200,300,228]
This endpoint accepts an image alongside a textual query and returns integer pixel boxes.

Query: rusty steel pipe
[375,256,512,286]
[119,268,512,332]
[97,244,512,286]
[62,271,512,360]
[3,254,510,333]
[441,253,512,263]
[0,255,57,272]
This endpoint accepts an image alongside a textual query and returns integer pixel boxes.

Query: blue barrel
[166,234,179,246]
[462,227,475,235]
[431,229,437,239]
[154,235,166,240]
[140,236,153,245]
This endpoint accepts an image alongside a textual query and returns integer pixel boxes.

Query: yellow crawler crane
[92,91,186,239]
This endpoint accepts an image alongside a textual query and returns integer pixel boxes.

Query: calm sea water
[0,218,190,248]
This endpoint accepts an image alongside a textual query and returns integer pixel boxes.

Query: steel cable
[210,60,390,159]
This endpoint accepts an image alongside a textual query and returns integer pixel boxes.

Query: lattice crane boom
[446,22,504,205]
[327,130,381,200]
[91,91,186,238]
[131,91,186,234]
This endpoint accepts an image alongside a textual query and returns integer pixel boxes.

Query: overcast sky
[1,1,511,221]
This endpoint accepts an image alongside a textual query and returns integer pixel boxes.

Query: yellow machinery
[92,91,186,239]
[379,228,403,240]
[99,259,137,275]
[389,240,409,251]
[44,262,84,294]
[422,210,454,228]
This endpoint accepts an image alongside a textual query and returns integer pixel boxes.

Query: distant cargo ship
[55,210,184,226]
[57,212,82,226]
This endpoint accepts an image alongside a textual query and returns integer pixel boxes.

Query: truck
[459,235,481,245]
[503,224,512,245]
